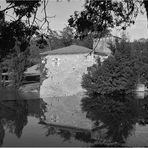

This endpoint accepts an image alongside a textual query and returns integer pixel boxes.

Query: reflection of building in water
[39,121,121,146]
[39,121,108,145]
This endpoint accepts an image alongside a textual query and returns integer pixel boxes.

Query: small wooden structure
[1,64,40,86]
[23,64,40,84]
[135,83,148,99]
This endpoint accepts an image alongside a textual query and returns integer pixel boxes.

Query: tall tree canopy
[0,0,47,61]
[68,0,148,39]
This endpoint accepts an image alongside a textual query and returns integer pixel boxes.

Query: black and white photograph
[0,0,148,147]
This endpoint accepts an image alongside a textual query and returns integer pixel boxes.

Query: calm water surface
[0,88,148,147]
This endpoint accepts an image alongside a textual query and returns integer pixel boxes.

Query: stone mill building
[40,44,108,98]
[39,36,117,129]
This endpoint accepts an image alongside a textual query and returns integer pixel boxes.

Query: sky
[41,0,85,31]
[0,0,148,41]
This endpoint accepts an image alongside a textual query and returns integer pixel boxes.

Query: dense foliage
[82,37,148,95]
[0,0,42,87]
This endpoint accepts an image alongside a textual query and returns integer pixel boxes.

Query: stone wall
[40,53,96,98]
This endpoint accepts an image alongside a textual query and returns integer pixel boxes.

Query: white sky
[0,0,148,41]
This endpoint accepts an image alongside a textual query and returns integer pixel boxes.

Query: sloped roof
[24,64,40,76]
[40,45,92,56]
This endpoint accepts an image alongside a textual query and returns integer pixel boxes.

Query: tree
[60,26,74,47]
[68,0,148,40]
[60,26,94,49]
[82,58,137,96]
[73,34,93,49]
[48,29,65,50]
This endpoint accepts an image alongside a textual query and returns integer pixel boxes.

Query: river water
[0,88,148,147]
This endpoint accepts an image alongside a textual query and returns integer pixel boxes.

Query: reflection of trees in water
[81,93,148,146]
[0,98,47,146]
[0,100,28,138]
